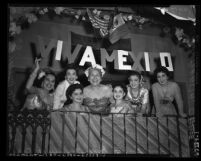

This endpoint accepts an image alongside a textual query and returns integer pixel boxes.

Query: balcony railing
[8,110,193,157]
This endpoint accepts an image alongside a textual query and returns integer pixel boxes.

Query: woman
[22,58,56,110]
[83,64,113,115]
[125,71,149,115]
[110,83,131,117]
[62,84,88,112]
[151,66,186,117]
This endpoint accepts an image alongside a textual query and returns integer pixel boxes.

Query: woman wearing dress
[125,71,149,115]
[62,84,88,112]
[110,83,131,117]
[83,64,113,115]
[151,66,186,117]
[22,58,56,111]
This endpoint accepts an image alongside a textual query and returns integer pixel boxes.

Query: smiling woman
[83,65,113,115]
[61,84,88,112]
[22,58,56,111]
[151,66,186,117]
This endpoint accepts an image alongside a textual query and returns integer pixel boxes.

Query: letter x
[129,52,144,71]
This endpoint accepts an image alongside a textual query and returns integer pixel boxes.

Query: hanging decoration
[9,6,196,53]
[87,8,110,37]
[155,5,196,23]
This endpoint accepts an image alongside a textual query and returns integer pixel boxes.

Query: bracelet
[30,72,37,78]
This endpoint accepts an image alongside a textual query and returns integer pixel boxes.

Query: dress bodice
[83,97,111,115]
[126,86,149,105]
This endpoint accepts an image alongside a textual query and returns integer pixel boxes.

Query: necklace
[129,86,140,100]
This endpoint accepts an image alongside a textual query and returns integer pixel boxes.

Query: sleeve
[53,83,65,110]
[142,88,149,105]
[174,83,184,114]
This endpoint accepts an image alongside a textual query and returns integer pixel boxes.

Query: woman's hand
[35,58,41,71]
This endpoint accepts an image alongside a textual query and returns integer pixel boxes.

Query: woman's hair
[35,68,57,93]
[112,83,127,99]
[154,66,170,78]
[88,68,102,78]
[65,84,84,105]
[65,65,78,76]
[128,71,142,81]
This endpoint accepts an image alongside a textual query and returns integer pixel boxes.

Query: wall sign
[37,36,174,72]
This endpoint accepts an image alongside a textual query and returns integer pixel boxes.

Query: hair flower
[38,71,46,79]
[84,64,105,77]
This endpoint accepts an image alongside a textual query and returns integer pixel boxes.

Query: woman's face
[88,69,102,86]
[113,86,125,100]
[65,69,78,85]
[129,75,140,89]
[70,88,83,104]
[157,72,168,85]
[42,74,55,91]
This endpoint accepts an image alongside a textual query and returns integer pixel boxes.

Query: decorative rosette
[84,64,105,77]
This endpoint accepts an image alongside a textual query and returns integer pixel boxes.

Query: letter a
[79,46,96,66]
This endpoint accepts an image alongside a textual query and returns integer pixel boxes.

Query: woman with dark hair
[110,83,131,117]
[151,66,186,117]
[125,71,149,115]
[22,58,56,110]
[62,84,88,112]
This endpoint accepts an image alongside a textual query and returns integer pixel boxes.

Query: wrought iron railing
[8,110,193,157]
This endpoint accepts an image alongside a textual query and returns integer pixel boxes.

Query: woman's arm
[25,58,41,93]
[141,89,149,114]
[174,83,186,117]
[151,84,161,116]
[53,82,66,110]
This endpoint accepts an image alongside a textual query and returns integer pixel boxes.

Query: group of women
[22,57,187,117]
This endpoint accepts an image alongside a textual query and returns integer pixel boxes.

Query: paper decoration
[55,40,63,60]
[109,24,129,44]
[144,52,151,71]
[160,52,173,71]
[87,8,110,37]
[79,46,96,66]
[155,5,195,22]
[117,50,132,70]
[110,13,125,33]
[37,36,174,72]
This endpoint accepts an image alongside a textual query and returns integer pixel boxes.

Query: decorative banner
[55,40,63,61]
[144,52,151,72]
[160,52,173,71]
[155,5,195,22]
[79,46,97,66]
[37,35,175,72]
[117,50,131,70]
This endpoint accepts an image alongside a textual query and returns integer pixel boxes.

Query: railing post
[10,125,16,154]
[166,116,171,156]
[156,117,160,154]
[75,112,78,153]
[176,116,182,157]
[123,113,126,154]
[21,123,27,153]
[31,125,37,154]
[112,113,114,154]
[100,114,102,154]
[146,116,149,154]
[88,113,90,153]
[135,115,137,154]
